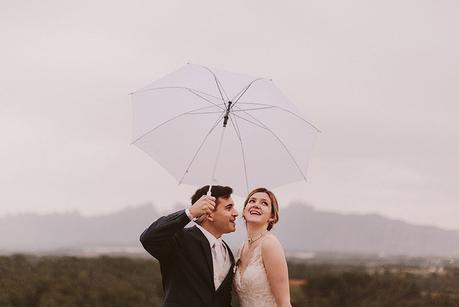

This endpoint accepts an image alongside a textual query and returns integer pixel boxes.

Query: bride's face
[243,192,273,226]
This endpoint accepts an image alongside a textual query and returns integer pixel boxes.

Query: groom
[140,185,239,307]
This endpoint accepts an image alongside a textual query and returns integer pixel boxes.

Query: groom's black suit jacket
[140,209,235,307]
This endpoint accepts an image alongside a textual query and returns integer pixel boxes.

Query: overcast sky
[1,0,458,229]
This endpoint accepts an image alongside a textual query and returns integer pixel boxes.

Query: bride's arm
[262,235,292,307]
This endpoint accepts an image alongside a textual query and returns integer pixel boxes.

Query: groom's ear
[205,213,215,222]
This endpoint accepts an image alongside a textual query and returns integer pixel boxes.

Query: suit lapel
[223,240,235,265]
[190,227,236,292]
[190,226,214,284]
[215,240,235,292]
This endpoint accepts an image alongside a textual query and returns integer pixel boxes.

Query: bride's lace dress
[233,236,277,307]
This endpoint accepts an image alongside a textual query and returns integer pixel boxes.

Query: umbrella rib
[216,78,229,103]
[178,110,227,184]
[187,89,226,110]
[228,114,250,194]
[231,78,265,107]
[131,105,225,144]
[235,102,321,132]
[198,65,229,106]
[232,106,275,112]
[231,107,308,182]
[228,112,269,130]
[188,106,273,114]
[187,110,227,115]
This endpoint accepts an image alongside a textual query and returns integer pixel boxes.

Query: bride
[234,188,291,307]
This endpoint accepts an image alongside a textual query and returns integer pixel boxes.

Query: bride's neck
[246,223,267,238]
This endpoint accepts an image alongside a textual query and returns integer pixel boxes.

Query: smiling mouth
[249,210,262,216]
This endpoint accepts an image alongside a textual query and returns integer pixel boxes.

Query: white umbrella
[131,63,319,196]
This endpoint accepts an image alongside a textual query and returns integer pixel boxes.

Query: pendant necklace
[247,230,268,244]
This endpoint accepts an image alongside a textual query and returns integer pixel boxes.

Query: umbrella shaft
[222,101,232,127]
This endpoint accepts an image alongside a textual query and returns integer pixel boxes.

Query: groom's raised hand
[189,195,216,219]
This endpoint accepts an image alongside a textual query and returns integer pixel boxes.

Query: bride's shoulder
[261,233,283,253]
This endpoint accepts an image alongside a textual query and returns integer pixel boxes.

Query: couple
[140,185,291,307]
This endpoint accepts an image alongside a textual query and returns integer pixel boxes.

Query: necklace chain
[247,231,267,244]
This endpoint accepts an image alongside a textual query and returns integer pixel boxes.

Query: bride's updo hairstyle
[243,187,279,231]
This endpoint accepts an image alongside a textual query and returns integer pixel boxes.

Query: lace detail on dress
[233,238,277,307]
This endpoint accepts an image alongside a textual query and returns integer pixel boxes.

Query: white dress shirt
[193,224,231,289]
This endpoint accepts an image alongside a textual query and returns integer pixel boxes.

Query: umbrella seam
[197,64,230,107]
[234,102,321,132]
[231,78,266,107]
[230,106,309,182]
[178,110,227,184]
[187,89,226,110]
[131,104,226,144]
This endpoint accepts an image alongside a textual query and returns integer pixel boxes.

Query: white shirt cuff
[185,208,194,221]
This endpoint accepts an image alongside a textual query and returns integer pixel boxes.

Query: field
[1,255,459,306]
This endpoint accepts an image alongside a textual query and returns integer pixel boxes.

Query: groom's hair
[191,185,233,225]
[191,185,233,206]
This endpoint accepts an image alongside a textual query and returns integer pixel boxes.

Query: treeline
[0,254,458,307]
[288,261,459,306]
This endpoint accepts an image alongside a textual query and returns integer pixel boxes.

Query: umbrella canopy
[131,64,319,196]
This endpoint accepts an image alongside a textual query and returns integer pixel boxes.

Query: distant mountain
[274,203,459,257]
[0,204,159,252]
[1,203,459,257]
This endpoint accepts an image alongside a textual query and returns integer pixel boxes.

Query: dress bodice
[233,236,277,307]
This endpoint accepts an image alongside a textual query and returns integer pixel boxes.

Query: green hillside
[1,255,458,307]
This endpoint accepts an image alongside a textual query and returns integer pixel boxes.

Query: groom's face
[212,196,238,234]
